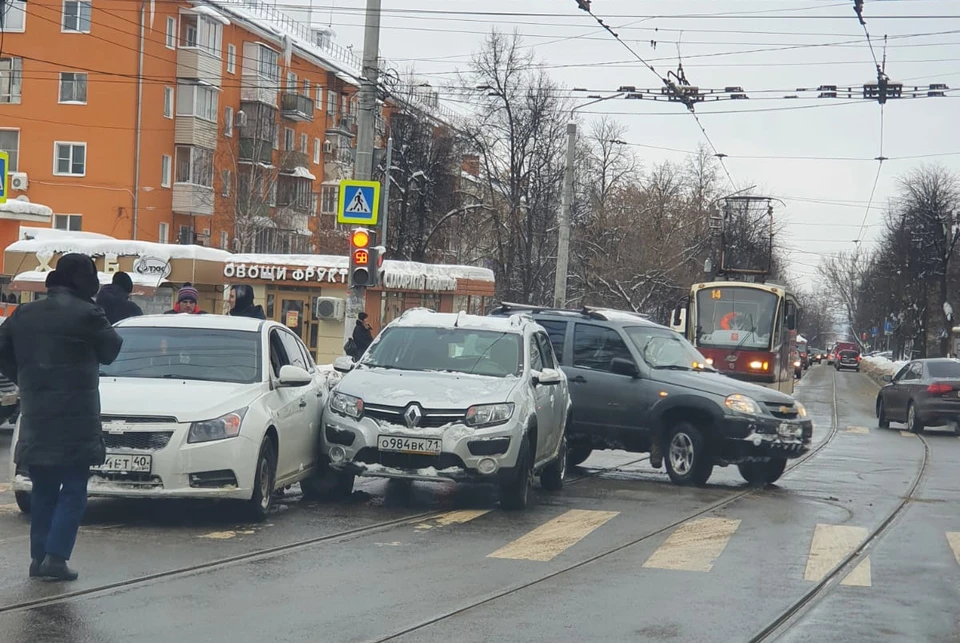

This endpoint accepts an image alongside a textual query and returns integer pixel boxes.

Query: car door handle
[299,399,308,408]
[570,375,587,384]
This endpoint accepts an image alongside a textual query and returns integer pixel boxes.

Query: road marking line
[487,509,619,562]
[414,509,490,531]
[0,483,9,494]
[844,426,870,435]
[900,431,917,438]
[840,556,872,587]
[0,503,21,514]
[199,530,255,540]
[804,524,868,582]
[945,532,960,564]
[642,517,741,573]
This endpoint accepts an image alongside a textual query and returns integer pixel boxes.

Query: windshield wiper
[653,364,694,371]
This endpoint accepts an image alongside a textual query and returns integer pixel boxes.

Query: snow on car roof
[392,309,528,333]
[115,314,266,332]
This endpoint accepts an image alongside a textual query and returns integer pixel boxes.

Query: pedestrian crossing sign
[337,180,380,226]
[0,151,8,205]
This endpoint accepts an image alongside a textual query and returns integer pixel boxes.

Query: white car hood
[339,367,519,408]
[99,377,265,423]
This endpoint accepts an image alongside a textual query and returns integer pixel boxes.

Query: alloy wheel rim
[558,438,567,480]
[259,458,271,511]
[669,433,694,474]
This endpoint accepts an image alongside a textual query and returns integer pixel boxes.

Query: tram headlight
[748,360,769,371]
[725,394,763,416]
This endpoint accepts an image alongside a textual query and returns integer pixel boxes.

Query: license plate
[377,435,441,455]
[93,454,152,473]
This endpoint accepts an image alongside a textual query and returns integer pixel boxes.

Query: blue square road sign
[337,180,380,226]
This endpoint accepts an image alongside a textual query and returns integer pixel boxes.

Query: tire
[500,436,532,511]
[566,446,592,467]
[877,398,890,429]
[331,471,356,499]
[539,435,567,492]
[14,490,30,514]
[738,458,787,485]
[245,439,277,522]
[907,402,924,434]
[299,466,328,499]
[664,422,714,486]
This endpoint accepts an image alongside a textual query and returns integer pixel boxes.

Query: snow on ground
[861,356,909,380]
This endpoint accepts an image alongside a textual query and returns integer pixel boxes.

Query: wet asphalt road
[0,365,955,643]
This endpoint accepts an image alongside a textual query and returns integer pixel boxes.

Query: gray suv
[489,304,813,486]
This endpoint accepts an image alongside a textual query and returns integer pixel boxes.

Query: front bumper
[717,415,813,463]
[322,412,522,483]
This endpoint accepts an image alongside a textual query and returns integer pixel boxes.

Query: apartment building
[0,0,370,254]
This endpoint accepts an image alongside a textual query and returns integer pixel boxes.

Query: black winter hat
[112,271,134,294]
[48,253,100,299]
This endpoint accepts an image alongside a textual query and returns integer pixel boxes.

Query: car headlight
[464,403,514,428]
[795,402,807,418]
[724,394,763,416]
[330,391,364,419]
[188,408,247,444]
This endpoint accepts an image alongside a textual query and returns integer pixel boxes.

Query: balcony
[326,114,357,137]
[279,150,310,172]
[276,211,312,236]
[175,117,218,149]
[172,184,214,216]
[280,92,315,122]
[239,137,274,165]
[177,48,221,86]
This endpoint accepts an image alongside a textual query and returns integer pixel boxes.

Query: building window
[163,86,174,118]
[53,142,86,176]
[176,82,218,122]
[224,106,233,137]
[0,129,19,171]
[256,44,280,84]
[161,154,172,188]
[58,72,87,104]
[179,13,221,57]
[320,184,338,214]
[221,169,230,197]
[0,0,26,32]
[313,137,320,164]
[327,90,336,115]
[341,94,348,115]
[174,145,213,187]
[178,225,193,244]
[286,71,297,94]
[54,214,82,231]
[273,126,279,150]
[220,231,228,249]
[226,44,236,74]
[284,127,294,152]
[0,57,22,104]
[303,78,310,97]
[315,86,323,111]
[62,0,92,33]
[159,222,169,244]
[165,17,176,49]
[299,133,307,154]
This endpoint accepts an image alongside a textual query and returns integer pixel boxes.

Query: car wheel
[539,435,566,492]
[566,446,592,467]
[14,491,30,514]
[245,439,277,522]
[500,436,533,511]
[738,458,787,485]
[299,466,328,500]
[331,471,356,499]
[907,402,924,434]
[664,422,713,486]
[877,398,890,429]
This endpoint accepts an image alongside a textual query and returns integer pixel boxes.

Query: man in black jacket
[228,284,266,319]
[95,272,143,324]
[0,254,123,581]
[351,312,374,359]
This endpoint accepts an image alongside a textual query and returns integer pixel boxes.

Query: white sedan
[9,314,329,521]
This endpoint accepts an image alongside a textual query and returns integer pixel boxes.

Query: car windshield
[99,327,262,383]
[695,286,778,351]
[363,326,522,378]
[624,326,713,371]
[927,361,960,378]
[840,350,859,358]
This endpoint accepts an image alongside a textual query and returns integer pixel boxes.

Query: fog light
[477,458,498,475]
[329,446,346,463]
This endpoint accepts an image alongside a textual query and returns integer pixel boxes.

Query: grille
[103,431,174,451]
[101,415,177,424]
[0,376,17,394]
[363,404,465,429]
[91,473,162,488]
[763,402,800,420]
[355,447,464,471]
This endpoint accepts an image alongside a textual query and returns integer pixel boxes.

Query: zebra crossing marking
[642,517,741,572]
[487,509,619,562]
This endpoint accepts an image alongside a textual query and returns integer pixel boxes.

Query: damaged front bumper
[717,415,813,464]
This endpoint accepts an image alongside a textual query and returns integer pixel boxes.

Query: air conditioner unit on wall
[314,296,345,320]
[10,173,28,191]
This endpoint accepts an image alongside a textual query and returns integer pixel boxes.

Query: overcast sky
[280,0,960,289]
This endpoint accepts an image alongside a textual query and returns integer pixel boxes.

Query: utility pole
[380,136,393,249]
[344,0,381,343]
[552,122,576,309]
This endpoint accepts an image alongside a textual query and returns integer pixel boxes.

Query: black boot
[38,554,79,581]
[28,559,42,578]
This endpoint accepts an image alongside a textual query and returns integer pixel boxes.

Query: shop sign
[133,256,172,279]
[380,271,458,292]
[223,263,349,284]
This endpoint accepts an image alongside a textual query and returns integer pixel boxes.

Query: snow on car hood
[654,369,795,405]
[99,377,266,423]
[338,367,519,408]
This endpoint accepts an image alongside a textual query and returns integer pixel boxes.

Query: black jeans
[28,466,90,561]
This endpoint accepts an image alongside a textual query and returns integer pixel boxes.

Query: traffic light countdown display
[349,228,380,287]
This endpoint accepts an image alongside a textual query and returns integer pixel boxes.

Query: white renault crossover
[10,315,329,521]
[324,309,571,510]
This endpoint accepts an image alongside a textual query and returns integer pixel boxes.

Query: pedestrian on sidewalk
[228,284,266,319]
[0,254,122,581]
[96,271,143,324]
[348,312,374,361]
[164,283,206,314]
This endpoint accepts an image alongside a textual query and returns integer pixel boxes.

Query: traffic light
[348,228,379,287]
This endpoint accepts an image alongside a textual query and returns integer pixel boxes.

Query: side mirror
[882,374,892,383]
[333,356,355,374]
[535,368,562,386]
[278,364,312,387]
[610,357,639,378]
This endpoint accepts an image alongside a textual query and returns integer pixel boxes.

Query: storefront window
[266,294,275,318]
[380,291,403,327]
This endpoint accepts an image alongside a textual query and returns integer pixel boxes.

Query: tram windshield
[695,286,778,351]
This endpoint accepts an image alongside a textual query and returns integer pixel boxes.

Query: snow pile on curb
[861,356,908,383]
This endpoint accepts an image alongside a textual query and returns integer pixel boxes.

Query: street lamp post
[552,92,623,309]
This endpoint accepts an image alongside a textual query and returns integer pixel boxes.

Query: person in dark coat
[228,284,266,319]
[351,312,374,359]
[95,272,143,324]
[164,283,206,314]
[0,254,122,581]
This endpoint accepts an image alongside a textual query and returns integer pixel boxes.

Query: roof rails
[493,301,650,322]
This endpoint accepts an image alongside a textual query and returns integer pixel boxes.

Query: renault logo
[403,404,423,428]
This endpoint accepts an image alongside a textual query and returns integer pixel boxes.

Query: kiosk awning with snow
[0,199,54,224]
